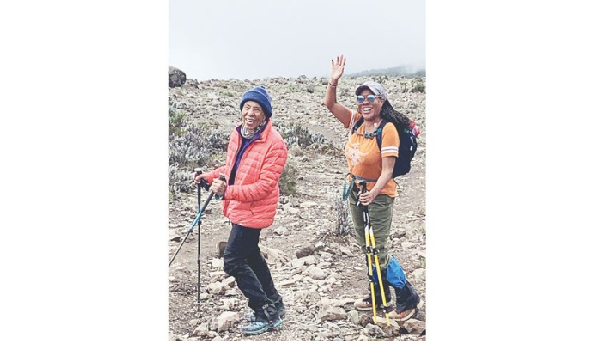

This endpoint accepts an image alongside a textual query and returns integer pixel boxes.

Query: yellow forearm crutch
[358,181,390,326]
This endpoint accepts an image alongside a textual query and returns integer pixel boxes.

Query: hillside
[168,74,426,341]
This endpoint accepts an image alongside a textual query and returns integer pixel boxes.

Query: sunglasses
[357,95,380,103]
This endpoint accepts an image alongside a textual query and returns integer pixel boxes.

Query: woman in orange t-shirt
[324,55,422,322]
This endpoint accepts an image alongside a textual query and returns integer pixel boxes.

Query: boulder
[169,66,187,88]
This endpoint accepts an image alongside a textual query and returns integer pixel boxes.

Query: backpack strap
[374,119,389,150]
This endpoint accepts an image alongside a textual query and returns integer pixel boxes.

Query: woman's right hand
[193,172,207,184]
[331,55,346,82]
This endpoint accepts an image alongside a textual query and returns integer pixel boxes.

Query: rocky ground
[168,74,426,341]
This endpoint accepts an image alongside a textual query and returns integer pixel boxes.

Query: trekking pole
[196,173,225,307]
[168,170,215,267]
[359,181,391,326]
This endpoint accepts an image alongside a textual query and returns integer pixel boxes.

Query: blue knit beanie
[239,85,273,118]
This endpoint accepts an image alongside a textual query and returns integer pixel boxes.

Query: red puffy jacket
[204,120,287,229]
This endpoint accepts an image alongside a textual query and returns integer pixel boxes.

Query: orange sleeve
[380,123,399,158]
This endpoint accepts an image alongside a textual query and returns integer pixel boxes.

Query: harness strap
[342,173,378,200]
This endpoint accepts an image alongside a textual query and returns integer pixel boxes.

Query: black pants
[223,224,280,311]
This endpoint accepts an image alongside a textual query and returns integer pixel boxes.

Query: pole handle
[357,181,368,208]
[214,174,226,200]
[193,168,210,190]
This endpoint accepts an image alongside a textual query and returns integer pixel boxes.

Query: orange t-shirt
[344,112,399,197]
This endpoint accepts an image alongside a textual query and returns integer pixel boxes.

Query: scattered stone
[279,279,296,287]
[320,251,333,262]
[348,310,360,324]
[401,241,416,249]
[221,298,238,310]
[291,258,305,268]
[306,266,327,280]
[192,323,209,337]
[303,255,317,265]
[211,258,223,269]
[222,276,236,287]
[317,305,347,322]
[296,245,316,258]
[314,241,326,251]
[393,229,407,238]
[216,241,227,258]
[300,201,318,208]
[216,311,238,332]
[339,246,353,255]
[364,323,387,337]
[207,282,226,295]
[411,268,426,281]
[403,318,426,334]
[274,226,289,236]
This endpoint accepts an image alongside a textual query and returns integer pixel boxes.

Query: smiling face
[241,101,266,129]
[358,89,383,121]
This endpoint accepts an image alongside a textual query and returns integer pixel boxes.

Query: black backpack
[352,117,418,177]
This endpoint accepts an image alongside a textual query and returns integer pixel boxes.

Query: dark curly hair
[380,100,410,131]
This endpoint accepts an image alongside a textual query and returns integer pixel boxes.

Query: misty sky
[169,0,425,80]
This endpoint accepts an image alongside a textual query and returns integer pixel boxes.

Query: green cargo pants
[349,189,395,268]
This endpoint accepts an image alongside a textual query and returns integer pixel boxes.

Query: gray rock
[216,241,227,258]
[192,323,209,337]
[206,282,226,295]
[317,305,346,322]
[296,245,316,258]
[339,246,353,255]
[347,310,360,324]
[314,241,326,251]
[403,318,426,334]
[279,279,296,287]
[303,255,317,265]
[364,323,387,337]
[411,268,426,281]
[222,276,236,287]
[211,258,223,269]
[216,311,238,332]
[292,258,305,268]
[307,266,327,280]
[169,66,187,88]
[221,298,238,310]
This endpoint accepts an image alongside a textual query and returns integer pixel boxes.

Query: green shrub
[169,107,186,136]
[279,162,297,196]
[275,122,326,147]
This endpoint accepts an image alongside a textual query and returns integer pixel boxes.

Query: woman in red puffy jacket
[195,85,287,336]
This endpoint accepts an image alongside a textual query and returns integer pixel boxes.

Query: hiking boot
[241,304,283,335]
[390,281,422,321]
[354,292,392,311]
[388,299,424,322]
[245,297,286,321]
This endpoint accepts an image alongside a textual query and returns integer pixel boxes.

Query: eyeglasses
[357,95,380,103]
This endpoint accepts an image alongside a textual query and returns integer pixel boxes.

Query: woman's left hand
[211,178,226,196]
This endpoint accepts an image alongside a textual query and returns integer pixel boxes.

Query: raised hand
[331,55,346,82]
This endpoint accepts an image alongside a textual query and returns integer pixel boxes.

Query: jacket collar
[236,119,272,142]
